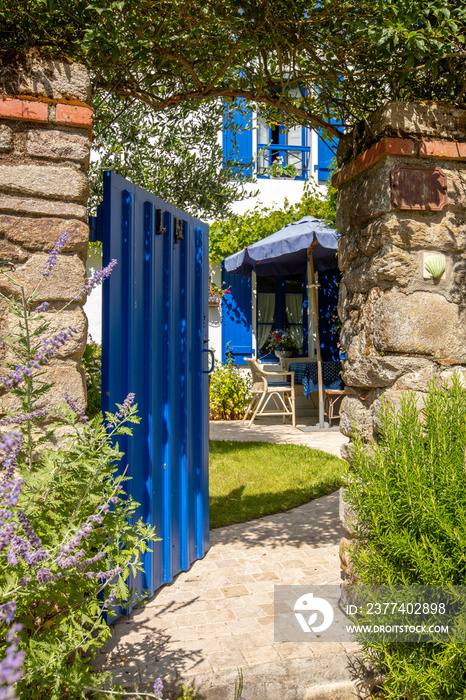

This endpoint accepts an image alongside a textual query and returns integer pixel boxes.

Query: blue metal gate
[99,171,210,598]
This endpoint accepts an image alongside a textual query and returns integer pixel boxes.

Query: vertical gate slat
[179,220,188,571]
[142,201,154,592]
[101,172,209,606]
[162,211,173,584]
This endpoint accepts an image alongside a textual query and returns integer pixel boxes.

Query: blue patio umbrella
[223,216,339,428]
[223,216,338,276]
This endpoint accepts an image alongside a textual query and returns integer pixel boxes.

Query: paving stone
[220,632,270,651]
[241,645,281,666]
[169,627,201,643]
[308,642,347,656]
[234,605,267,619]
[202,587,225,600]
[258,615,275,629]
[215,558,246,568]
[209,650,247,672]
[195,623,231,639]
[220,584,249,598]
[165,612,207,628]
[208,608,237,623]
[226,618,264,636]
[253,571,281,582]
[273,641,315,660]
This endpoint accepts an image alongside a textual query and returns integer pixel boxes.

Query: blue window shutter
[223,100,253,177]
[221,267,252,364]
[316,131,336,182]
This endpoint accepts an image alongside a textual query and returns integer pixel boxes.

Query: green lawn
[209,440,346,529]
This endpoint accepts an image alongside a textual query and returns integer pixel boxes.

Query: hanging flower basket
[208,282,231,307]
[209,293,222,307]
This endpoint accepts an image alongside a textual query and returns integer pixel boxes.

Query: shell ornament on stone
[424,254,446,279]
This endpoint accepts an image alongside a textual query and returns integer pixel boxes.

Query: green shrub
[0,241,159,699]
[209,357,252,420]
[82,339,102,418]
[345,375,466,699]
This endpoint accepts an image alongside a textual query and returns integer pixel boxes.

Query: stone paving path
[95,424,365,699]
[209,418,349,459]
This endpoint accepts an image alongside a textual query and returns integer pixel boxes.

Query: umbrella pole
[309,248,325,429]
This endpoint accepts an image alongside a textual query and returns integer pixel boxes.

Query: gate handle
[203,349,215,374]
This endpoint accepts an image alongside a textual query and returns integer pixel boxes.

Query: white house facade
[209,103,339,368]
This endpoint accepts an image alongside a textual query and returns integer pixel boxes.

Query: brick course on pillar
[0,54,92,410]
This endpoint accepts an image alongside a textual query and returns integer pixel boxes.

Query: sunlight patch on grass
[209,440,346,529]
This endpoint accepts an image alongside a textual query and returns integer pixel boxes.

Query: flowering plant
[209,351,252,420]
[0,234,161,699]
[209,281,231,300]
[265,330,299,354]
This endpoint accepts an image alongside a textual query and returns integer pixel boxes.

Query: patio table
[288,361,344,400]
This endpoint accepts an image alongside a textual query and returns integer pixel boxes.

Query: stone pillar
[0,53,92,410]
[333,101,466,460]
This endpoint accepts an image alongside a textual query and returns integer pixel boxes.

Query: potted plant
[267,158,298,180]
[266,329,299,358]
[209,281,231,307]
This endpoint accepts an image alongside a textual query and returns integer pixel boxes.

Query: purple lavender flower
[153,678,164,699]
[0,433,23,481]
[106,393,136,429]
[62,393,88,424]
[0,410,50,428]
[0,622,24,698]
[74,259,118,301]
[36,568,51,584]
[0,328,76,392]
[102,586,117,610]
[85,566,122,580]
[34,301,49,314]
[0,604,16,625]
[41,232,70,277]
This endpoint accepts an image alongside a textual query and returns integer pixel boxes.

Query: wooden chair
[243,358,296,428]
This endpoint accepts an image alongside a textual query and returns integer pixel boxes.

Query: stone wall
[333,102,466,460]
[0,53,92,410]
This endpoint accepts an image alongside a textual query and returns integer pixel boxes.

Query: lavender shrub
[0,236,159,699]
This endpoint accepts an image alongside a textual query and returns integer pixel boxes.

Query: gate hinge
[174,218,184,244]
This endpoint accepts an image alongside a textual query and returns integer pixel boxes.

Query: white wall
[84,247,103,343]
[209,264,223,360]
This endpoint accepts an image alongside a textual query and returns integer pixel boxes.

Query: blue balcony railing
[257,143,310,180]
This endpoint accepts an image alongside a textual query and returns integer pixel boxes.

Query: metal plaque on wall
[390,165,447,211]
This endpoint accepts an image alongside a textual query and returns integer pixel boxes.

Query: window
[257,117,309,180]
[256,273,308,359]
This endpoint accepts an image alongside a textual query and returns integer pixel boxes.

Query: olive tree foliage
[2,0,466,141]
[89,92,255,219]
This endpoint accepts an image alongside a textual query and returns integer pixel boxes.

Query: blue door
[101,171,210,600]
